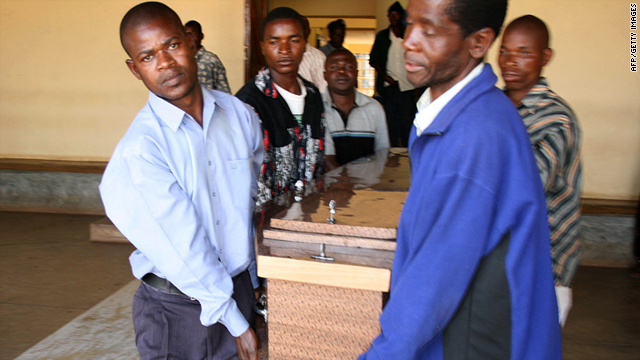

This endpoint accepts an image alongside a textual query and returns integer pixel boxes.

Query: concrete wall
[375,0,640,200]
[0,0,638,200]
[269,0,376,17]
[0,0,245,160]
[487,0,640,201]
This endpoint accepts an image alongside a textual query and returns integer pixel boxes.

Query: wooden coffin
[256,149,410,359]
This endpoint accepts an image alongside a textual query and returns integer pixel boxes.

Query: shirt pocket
[227,157,253,209]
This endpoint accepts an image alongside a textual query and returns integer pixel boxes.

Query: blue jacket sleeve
[360,172,501,359]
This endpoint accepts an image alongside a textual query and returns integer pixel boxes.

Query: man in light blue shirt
[100,3,262,360]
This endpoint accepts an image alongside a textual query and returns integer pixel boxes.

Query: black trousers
[132,270,255,360]
[382,85,417,147]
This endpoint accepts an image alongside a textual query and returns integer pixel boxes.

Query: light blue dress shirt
[99,87,264,337]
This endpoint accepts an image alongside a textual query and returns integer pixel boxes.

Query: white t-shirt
[386,30,415,92]
[274,79,307,123]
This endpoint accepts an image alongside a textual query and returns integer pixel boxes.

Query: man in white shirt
[100,3,262,359]
[323,49,389,170]
[370,1,417,147]
[298,16,328,93]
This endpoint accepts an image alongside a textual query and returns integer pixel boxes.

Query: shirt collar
[322,88,369,108]
[519,77,550,109]
[147,85,221,132]
[414,63,484,136]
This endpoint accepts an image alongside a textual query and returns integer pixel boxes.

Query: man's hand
[384,75,398,88]
[235,328,258,360]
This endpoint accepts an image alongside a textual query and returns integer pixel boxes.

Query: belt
[142,273,187,296]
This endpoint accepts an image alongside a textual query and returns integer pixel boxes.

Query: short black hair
[261,7,305,41]
[120,2,184,56]
[506,15,550,48]
[185,20,202,34]
[326,48,357,64]
[327,19,346,33]
[388,1,405,16]
[445,0,508,39]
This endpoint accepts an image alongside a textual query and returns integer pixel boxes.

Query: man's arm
[369,32,397,88]
[532,123,570,191]
[101,142,249,338]
[370,62,397,87]
[360,173,499,359]
[211,53,231,94]
[372,103,390,150]
[323,125,339,170]
[311,49,327,93]
[235,329,258,360]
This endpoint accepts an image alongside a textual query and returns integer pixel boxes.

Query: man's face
[261,18,306,77]
[498,26,550,93]
[124,17,198,102]
[330,27,345,47]
[388,11,403,27]
[403,0,472,89]
[184,24,203,48]
[324,52,358,95]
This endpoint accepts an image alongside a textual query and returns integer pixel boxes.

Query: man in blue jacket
[359,0,562,359]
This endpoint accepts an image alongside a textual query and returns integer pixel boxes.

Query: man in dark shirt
[369,1,416,147]
[236,7,325,205]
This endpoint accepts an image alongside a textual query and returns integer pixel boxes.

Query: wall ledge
[0,158,637,216]
[0,158,107,174]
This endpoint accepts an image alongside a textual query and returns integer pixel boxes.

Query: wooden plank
[263,229,396,250]
[265,244,394,269]
[257,255,390,292]
[270,219,396,239]
[270,190,407,238]
[263,238,395,260]
[89,218,129,243]
[581,198,638,215]
[0,158,107,174]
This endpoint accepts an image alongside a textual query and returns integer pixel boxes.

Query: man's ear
[185,33,197,51]
[542,48,553,67]
[126,59,142,80]
[260,41,265,56]
[468,27,496,59]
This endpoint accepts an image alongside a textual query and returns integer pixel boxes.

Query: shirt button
[208,161,212,165]
[216,220,220,225]
[212,192,216,197]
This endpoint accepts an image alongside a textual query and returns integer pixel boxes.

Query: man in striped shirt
[299,16,328,93]
[499,15,583,327]
[322,49,389,171]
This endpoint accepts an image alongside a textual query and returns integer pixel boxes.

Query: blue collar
[147,86,222,132]
[421,64,498,135]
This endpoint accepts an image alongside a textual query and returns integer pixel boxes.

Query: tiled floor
[1,211,639,359]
